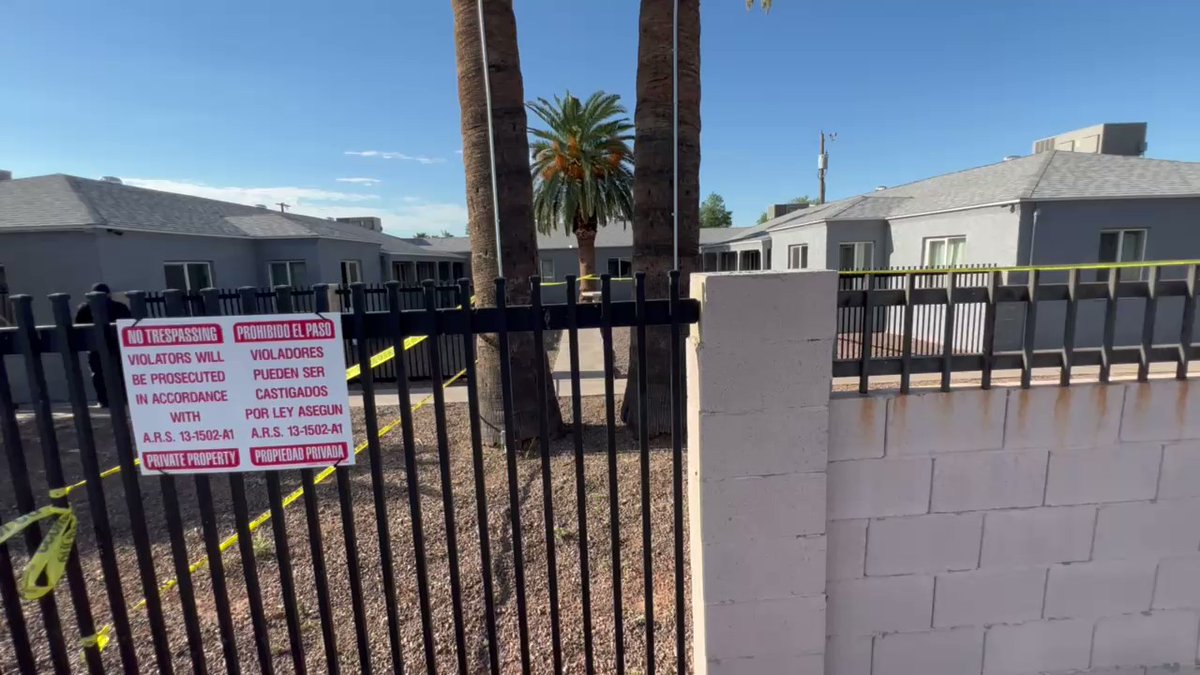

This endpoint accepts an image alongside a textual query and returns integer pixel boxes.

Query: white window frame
[738,249,762,271]
[838,241,875,271]
[540,258,555,280]
[1098,228,1148,281]
[268,260,307,287]
[340,259,362,286]
[921,235,967,268]
[164,261,213,291]
[787,244,809,270]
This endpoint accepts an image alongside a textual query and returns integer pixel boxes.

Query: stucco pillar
[687,270,837,674]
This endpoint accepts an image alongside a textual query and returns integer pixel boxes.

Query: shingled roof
[0,174,450,257]
[709,151,1200,246]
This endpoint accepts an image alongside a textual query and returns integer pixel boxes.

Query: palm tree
[623,0,701,434]
[528,91,634,295]
[623,0,772,434]
[452,0,562,444]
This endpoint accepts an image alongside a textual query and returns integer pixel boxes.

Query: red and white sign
[117,314,355,474]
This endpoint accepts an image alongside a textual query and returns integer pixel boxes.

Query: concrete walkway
[551,327,622,397]
[347,332,621,408]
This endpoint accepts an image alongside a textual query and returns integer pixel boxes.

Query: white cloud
[344,150,445,165]
[123,178,465,237]
[123,178,378,208]
[335,177,382,185]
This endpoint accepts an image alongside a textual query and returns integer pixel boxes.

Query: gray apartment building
[0,174,471,322]
[698,124,1200,350]
[700,125,1200,280]
[0,172,746,320]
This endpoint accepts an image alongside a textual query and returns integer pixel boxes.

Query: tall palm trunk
[624,0,701,433]
[452,0,562,444]
[575,216,599,295]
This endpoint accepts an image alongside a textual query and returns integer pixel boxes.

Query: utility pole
[276,202,291,213]
[818,130,837,204]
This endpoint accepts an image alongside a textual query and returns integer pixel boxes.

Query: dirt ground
[0,381,690,674]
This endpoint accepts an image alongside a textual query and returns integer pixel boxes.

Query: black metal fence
[140,284,465,382]
[835,262,1200,392]
[0,274,697,674]
[836,264,996,360]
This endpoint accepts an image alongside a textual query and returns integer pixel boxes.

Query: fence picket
[0,274,697,675]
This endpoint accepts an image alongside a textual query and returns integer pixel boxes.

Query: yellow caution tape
[80,625,111,652]
[540,274,634,288]
[0,503,78,601]
[64,302,463,494]
[344,334,429,381]
[838,259,1200,277]
[60,461,137,498]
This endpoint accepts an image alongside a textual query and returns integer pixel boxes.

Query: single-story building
[0,174,470,322]
[701,149,1200,275]
[702,147,1200,350]
[0,173,741,321]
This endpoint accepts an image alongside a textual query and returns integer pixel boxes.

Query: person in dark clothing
[74,283,132,408]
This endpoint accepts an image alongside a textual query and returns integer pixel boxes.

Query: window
[416,261,437,281]
[452,262,465,280]
[788,244,809,270]
[340,260,362,286]
[739,250,761,271]
[703,252,718,272]
[718,252,737,271]
[437,261,452,281]
[393,261,415,283]
[838,242,875,271]
[540,258,555,280]
[268,260,307,288]
[1098,229,1147,281]
[164,262,213,291]
[607,258,632,277]
[922,236,966,268]
[0,266,10,325]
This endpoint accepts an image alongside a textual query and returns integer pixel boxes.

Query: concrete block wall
[686,271,1200,675]
[826,380,1200,675]
[687,270,838,673]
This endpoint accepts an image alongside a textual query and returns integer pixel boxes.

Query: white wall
[769,223,828,271]
[826,381,1200,675]
[888,205,1023,268]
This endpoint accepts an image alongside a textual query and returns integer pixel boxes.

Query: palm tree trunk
[623,0,701,434]
[452,0,562,445]
[575,216,599,296]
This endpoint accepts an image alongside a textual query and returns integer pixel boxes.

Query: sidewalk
[551,327,625,398]
[346,330,622,408]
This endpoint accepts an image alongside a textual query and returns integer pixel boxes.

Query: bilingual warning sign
[116,315,355,474]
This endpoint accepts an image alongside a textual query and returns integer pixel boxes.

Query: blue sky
[2,0,1198,234]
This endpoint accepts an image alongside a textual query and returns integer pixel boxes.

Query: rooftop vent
[874,185,887,191]
[101,176,123,184]
[766,203,809,220]
[1003,155,1022,161]
[336,216,383,232]
[0,170,11,182]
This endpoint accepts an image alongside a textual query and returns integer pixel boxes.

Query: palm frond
[525,89,635,234]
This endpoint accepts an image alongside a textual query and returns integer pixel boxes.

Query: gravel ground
[2,385,689,674]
